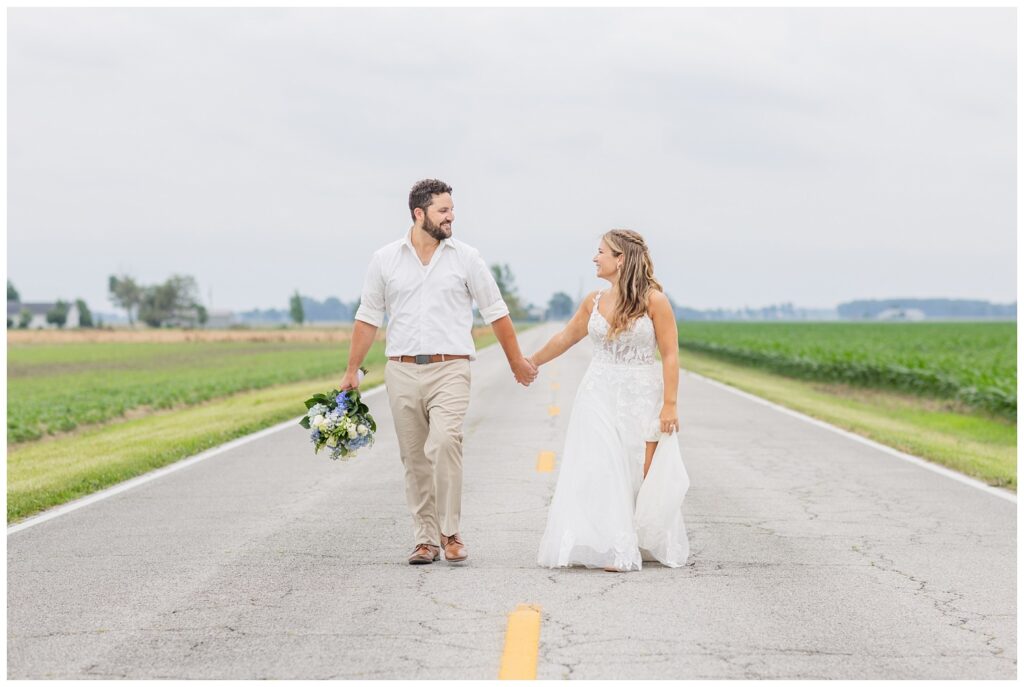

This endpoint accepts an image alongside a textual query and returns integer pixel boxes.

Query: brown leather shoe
[440,533,468,562]
[408,543,440,565]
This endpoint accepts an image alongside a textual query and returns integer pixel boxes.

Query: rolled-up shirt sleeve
[354,251,386,327]
[466,249,510,324]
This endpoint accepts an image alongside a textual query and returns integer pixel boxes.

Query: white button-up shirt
[354,231,510,359]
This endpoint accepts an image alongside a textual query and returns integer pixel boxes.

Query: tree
[18,309,31,329]
[546,292,574,320]
[108,275,142,325]
[75,299,94,328]
[7,280,20,301]
[490,263,527,320]
[297,296,351,322]
[138,275,201,328]
[46,300,70,328]
[196,304,208,326]
[289,291,305,325]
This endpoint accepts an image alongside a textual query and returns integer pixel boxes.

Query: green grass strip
[7,370,385,523]
[679,348,1016,491]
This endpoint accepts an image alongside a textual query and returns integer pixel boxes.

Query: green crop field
[678,321,1016,419]
[7,340,388,443]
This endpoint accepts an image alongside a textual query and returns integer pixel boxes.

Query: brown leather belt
[389,354,471,364]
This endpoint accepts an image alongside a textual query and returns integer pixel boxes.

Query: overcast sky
[7,7,1016,313]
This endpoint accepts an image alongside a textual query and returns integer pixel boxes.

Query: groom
[340,179,538,565]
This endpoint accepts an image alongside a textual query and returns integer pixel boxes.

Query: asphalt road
[7,322,1016,679]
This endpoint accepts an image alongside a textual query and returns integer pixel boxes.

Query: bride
[529,229,690,572]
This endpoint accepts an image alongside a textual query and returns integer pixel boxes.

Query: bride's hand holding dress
[645,289,681,478]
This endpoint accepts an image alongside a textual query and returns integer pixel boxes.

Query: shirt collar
[403,229,453,253]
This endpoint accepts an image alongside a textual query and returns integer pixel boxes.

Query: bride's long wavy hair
[602,229,663,340]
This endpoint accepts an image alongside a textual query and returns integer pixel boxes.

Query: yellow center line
[548,405,560,417]
[536,451,556,473]
[498,604,542,679]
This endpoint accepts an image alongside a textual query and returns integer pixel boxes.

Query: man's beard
[423,215,452,241]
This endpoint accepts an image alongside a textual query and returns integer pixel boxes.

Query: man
[340,179,538,565]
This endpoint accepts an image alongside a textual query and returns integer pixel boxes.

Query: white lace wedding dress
[537,291,691,571]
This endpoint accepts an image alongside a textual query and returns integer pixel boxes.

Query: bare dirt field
[8,324,494,345]
[7,326,358,344]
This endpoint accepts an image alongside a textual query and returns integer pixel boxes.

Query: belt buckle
[414,354,432,365]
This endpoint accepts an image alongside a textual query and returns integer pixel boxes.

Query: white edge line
[682,369,1017,504]
[7,385,389,535]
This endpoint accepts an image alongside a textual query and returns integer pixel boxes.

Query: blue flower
[310,429,321,444]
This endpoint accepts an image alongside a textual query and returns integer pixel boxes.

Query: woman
[530,229,690,572]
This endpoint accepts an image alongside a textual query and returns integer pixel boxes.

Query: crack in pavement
[850,536,1011,662]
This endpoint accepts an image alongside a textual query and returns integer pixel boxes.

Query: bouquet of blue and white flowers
[300,369,377,460]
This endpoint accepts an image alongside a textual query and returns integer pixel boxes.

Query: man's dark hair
[408,179,453,220]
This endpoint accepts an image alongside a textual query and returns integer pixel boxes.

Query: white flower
[312,415,325,428]
[347,427,357,439]
[357,424,368,436]
[326,435,338,448]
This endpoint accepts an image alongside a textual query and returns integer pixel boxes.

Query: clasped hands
[511,355,539,386]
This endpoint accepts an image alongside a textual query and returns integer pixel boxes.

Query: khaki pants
[384,359,471,547]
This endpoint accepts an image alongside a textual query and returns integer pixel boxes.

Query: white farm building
[7,301,82,329]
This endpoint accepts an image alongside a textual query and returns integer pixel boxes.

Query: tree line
[489,263,574,320]
[284,264,577,325]
[108,274,208,328]
[9,262,578,331]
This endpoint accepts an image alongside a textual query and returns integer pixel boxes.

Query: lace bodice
[588,291,658,366]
